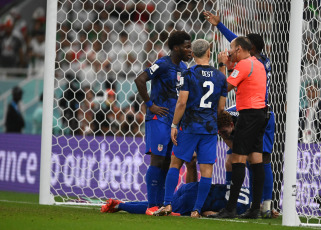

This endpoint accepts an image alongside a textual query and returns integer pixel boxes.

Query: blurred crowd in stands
[47,0,216,137]
[0,7,46,70]
[1,0,320,141]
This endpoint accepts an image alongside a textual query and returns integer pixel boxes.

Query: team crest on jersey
[176,72,184,88]
[177,72,181,81]
[158,144,163,152]
[149,64,159,74]
[231,69,239,78]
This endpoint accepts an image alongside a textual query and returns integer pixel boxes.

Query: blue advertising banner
[0,134,149,201]
[0,134,41,193]
[0,134,229,201]
[280,143,321,215]
[50,135,148,201]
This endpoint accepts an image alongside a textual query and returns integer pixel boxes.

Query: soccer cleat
[191,210,201,218]
[169,212,181,216]
[207,208,236,219]
[100,198,123,213]
[145,206,159,216]
[239,208,260,219]
[153,205,172,216]
[261,210,272,219]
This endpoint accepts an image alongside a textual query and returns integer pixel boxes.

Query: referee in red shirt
[213,36,267,219]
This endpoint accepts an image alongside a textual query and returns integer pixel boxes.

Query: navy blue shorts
[172,130,217,164]
[228,111,274,155]
[145,120,173,157]
[233,109,267,155]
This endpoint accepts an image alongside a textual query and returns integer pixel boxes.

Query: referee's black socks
[226,163,245,212]
[251,163,265,210]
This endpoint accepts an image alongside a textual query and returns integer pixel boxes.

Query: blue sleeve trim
[217,22,238,42]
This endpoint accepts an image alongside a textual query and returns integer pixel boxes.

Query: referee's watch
[218,62,226,67]
[171,123,178,129]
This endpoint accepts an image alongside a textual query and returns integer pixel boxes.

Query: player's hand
[149,104,169,117]
[271,209,280,218]
[226,60,236,70]
[218,48,229,64]
[171,127,178,146]
[203,10,220,26]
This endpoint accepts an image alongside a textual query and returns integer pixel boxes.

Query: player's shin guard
[163,168,179,206]
[226,163,245,212]
[251,163,265,210]
[193,176,212,213]
[146,165,162,207]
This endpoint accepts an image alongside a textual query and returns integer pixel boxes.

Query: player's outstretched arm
[203,10,237,43]
[134,72,169,117]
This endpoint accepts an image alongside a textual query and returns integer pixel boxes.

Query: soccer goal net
[40,0,321,226]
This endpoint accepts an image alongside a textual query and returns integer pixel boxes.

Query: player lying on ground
[101,182,250,217]
[101,153,278,218]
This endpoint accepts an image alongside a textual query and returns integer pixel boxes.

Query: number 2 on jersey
[200,81,214,108]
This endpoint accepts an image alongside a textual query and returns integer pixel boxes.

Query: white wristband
[171,123,178,129]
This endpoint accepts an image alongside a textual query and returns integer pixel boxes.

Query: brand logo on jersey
[227,111,239,117]
[149,64,159,75]
[157,144,163,152]
[231,69,239,78]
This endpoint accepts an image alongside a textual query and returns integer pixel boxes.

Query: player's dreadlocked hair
[217,111,233,130]
[168,31,191,50]
[246,33,265,53]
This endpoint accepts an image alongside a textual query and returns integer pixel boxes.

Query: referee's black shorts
[232,108,268,155]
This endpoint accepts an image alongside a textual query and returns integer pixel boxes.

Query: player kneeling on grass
[152,39,227,218]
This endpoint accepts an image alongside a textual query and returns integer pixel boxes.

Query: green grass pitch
[0,191,307,230]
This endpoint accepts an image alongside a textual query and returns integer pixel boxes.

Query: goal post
[39,0,58,205]
[282,0,304,226]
